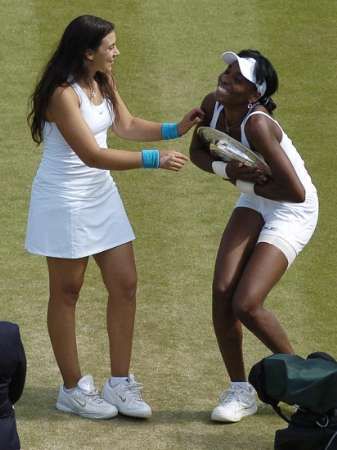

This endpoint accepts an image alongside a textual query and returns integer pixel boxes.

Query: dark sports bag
[248,352,337,450]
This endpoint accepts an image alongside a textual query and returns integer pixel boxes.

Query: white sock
[230,381,251,390]
[109,376,128,387]
[63,386,77,394]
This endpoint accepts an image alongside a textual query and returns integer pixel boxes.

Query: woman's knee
[47,257,88,308]
[108,272,137,303]
[49,281,83,307]
[212,279,234,305]
[122,275,137,302]
[212,281,236,328]
[233,296,260,324]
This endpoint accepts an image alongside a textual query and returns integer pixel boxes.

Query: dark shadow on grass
[16,386,211,424]
[143,410,212,425]
[15,389,278,450]
[15,385,283,435]
[15,385,62,421]
[15,386,146,424]
[152,409,277,426]
[16,388,220,426]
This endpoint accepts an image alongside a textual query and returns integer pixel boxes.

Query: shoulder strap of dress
[243,110,279,126]
[69,82,83,105]
[240,110,283,148]
[210,101,224,128]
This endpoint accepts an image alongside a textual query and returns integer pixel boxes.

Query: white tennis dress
[25,83,135,258]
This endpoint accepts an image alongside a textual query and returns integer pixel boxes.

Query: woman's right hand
[159,151,189,171]
[226,161,269,184]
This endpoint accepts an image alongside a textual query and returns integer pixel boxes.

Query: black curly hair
[238,49,278,114]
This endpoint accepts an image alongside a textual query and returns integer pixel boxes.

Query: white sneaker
[102,374,152,418]
[56,374,118,419]
[211,384,257,423]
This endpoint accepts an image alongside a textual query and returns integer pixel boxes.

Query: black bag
[249,352,337,450]
[274,408,337,450]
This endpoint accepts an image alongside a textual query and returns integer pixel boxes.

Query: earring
[248,102,254,109]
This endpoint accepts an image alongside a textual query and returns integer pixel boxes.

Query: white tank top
[210,102,316,195]
[33,82,115,195]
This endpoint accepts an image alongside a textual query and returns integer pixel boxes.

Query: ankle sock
[109,376,128,387]
[63,386,77,394]
[230,381,251,390]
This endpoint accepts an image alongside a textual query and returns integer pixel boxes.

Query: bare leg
[47,257,89,388]
[212,207,264,381]
[232,242,294,354]
[94,242,137,377]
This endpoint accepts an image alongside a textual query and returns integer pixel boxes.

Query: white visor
[222,51,267,97]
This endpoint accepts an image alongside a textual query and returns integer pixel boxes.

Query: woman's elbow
[82,155,97,168]
[78,147,103,168]
[294,191,306,203]
[82,153,102,169]
[113,118,134,140]
[289,185,306,203]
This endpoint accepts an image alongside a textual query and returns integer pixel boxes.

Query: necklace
[224,117,242,133]
[88,83,96,101]
[83,79,97,102]
[224,107,253,134]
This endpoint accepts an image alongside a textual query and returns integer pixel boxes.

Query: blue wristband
[141,149,160,169]
[161,122,179,140]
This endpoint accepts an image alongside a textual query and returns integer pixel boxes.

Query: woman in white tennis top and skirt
[26,15,203,420]
[190,49,318,424]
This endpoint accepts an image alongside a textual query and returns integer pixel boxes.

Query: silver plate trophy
[198,126,270,173]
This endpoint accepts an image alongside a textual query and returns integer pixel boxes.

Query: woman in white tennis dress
[190,50,318,424]
[26,81,134,258]
[26,15,202,420]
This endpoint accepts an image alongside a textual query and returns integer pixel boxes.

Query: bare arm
[112,90,203,141]
[244,115,305,202]
[48,86,187,171]
[189,93,217,173]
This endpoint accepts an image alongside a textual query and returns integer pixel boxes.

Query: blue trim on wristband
[141,149,160,169]
[161,122,179,140]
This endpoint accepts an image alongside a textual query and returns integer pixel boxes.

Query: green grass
[1,0,337,449]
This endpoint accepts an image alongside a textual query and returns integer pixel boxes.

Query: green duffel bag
[249,352,337,450]
[249,352,337,415]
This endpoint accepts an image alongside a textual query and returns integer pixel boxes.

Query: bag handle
[325,430,337,450]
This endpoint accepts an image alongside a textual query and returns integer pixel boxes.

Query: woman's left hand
[159,150,189,171]
[178,108,205,136]
[227,161,270,184]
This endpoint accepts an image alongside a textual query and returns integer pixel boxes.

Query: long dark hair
[28,15,118,144]
[238,49,278,114]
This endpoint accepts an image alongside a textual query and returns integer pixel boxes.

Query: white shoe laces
[78,388,104,404]
[219,388,239,405]
[124,380,144,401]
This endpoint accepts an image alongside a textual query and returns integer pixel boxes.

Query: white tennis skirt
[25,177,135,259]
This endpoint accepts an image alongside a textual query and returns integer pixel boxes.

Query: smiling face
[86,31,120,74]
[215,62,259,107]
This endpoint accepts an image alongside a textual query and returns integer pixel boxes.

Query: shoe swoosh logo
[74,398,86,408]
[264,226,276,231]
